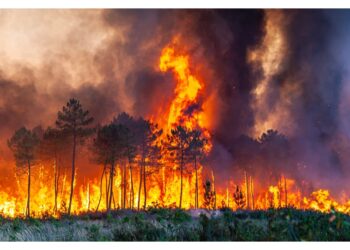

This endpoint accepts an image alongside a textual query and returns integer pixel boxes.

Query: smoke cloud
[0,9,350,196]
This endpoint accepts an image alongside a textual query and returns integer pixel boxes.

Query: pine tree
[188,130,208,209]
[56,98,94,215]
[8,127,40,218]
[166,126,191,208]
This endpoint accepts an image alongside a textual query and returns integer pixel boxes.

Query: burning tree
[113,113,138,209]
[90,124,110,212]
[234,185,246,210]
[92,122,128,212]
[187,129,208,209]
[166,125,191,209]
[55,98,94,215]
[203,180,216,210]
[8,127,40,218]
[133,119,162,210]
[259,130,290,183]
[38,127,69,213]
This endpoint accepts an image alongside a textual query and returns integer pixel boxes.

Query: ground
[0,208,350,241]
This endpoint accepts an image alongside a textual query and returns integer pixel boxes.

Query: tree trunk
[278,176,282,208]
[27,160,31,218]
[123,164,127,209]
[162,166,166,205]
[194,156,198,209]
[212,171,216,210]
[137,156,143,210]
[179,150,183,209]
[128,155,134,209]
[105,169,109,209]
[284,176,288,207]
[68,133,77,215]
[250,176,255,210]
[96,163,106,212]
[143,164,147,210]
[245,171,250,210]
[54,155,58,213]
[112,193,116,209]
[108,162,115,212]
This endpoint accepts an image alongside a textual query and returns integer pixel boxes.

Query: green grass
[0,208,349,241]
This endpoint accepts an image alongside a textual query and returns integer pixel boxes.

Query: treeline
[7,98,208,218]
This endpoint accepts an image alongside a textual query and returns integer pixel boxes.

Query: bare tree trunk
[108,162,115,212]
[113,193,116,209]
[284,176,288,207]
[278,176,282,208]
[212,171,216,210]
[87,182,90,212]
[245,171,250,210]
[96,163,106,212]
[162,166,166,205]
[179,150,184,209]
[54,155,58,213]
[68,133,76,215]
[105,169,109,209]
[27,160,31,218]
[194,156,198,209]
[128,157,134,209]
[137,155,144,210]
[250,176,255,210]
[143,164,147,210]
[123,164,127,209]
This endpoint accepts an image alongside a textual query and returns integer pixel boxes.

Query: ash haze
[0,9,350,198]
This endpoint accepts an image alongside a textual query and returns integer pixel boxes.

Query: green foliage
[113,218,166,241]
[2,209,350,241]
[88,224,101,241]
[172,209,191,224]
[12,218,22,232]
[106,212,113,223]
[27,217,41,227]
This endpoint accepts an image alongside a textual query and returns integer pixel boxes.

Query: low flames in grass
[0,37,350,218]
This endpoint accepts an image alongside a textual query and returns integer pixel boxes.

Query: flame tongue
[159,45,203,131]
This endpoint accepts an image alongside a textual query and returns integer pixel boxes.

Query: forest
[6,98,212,218]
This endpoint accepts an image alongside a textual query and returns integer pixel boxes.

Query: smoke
[0,9,350,195]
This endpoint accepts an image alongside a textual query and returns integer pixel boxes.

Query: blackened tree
[8,127,40,218]
[187,129,208,209]
[90,124,109,212]
[56,98,94,215]
[113,112,138,209]
[134,119,162,210]
[259,129,290,184]
[39,127,69,213]
[92,123,128,212]
[233,185,246,210]
[203,180,215,210]
[167,126,191,208]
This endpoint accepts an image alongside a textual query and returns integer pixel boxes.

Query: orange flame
[0,38,350,218]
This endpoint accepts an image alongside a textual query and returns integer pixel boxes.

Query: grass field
[0,208,350,241]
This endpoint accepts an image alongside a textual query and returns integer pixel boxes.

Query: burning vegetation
[0,10,350,219]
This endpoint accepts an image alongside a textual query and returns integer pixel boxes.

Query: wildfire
[159,43,204,132]
[158,41,212,154]
[0,38,350,218]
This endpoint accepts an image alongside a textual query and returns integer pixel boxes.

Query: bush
[88,224,101,241]
[3,208,350,241]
